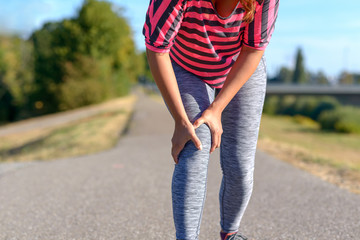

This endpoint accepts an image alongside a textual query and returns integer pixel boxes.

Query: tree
[278,66,293,84]
[138,51,154,83]
[30,22,67,115]
[338,71,354,85]
[354,74,360,84]
[0,35,34,122]
[268,66,293,84]
[292,47,308,84]
[29,0,139,114]
[311,71,329,85]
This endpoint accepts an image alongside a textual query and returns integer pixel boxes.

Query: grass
[258,114,360,194]
[0,95,136,162]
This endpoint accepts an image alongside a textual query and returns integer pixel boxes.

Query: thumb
[193,117,205,129]
[190,133,202,151]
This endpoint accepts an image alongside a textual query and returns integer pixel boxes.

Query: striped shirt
[143,0,280,88]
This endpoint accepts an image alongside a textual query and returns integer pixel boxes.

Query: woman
[143,0,279,239]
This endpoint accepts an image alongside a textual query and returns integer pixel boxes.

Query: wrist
[209,100,225,113]
[174,115,190,126]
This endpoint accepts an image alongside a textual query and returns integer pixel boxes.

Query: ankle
[220,230,237,240]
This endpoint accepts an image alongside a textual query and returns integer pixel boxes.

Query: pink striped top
[143,0,280,88]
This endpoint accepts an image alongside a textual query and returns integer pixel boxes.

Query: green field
[0,96,136,162]
[258,114,360,194]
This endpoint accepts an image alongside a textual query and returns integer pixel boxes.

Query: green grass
[0,96,136,162]
[258,113,360,194]
[259,114,360,171]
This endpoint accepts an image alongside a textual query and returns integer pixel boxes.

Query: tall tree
[268,66,293,84]
[0,35,34,122]
[338,71,354,85]
[312,71,329,85]
[278,66,293,84]
[29,0,139,114]
[292,47,308,84]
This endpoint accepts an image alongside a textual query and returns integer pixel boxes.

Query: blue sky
[1,0,359,78]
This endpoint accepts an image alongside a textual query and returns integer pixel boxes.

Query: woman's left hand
[193,106,223,154]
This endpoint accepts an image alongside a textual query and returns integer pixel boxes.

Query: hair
[240,0,263,23]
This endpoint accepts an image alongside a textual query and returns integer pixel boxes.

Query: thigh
[219,56,267,173]
[172,61,215,123]
[170,60,216,158]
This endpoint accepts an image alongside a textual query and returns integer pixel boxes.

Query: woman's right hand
[171,119,202,164]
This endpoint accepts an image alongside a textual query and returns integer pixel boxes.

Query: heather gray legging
[169,56,267,240]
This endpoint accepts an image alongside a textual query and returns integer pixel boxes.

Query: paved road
[0,91,359,240]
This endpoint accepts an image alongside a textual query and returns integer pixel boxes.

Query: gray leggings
[169,57,267,240]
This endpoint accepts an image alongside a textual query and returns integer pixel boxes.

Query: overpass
[142,82,360,106]
[266,84,360,106]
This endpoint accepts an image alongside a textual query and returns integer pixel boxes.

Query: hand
[193,106,223,154]
[171,119,202,164]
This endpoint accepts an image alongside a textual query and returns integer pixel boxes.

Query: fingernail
[199,144,202,150]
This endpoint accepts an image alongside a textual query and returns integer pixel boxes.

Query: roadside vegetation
[258,112,360,194]
[263,95,360,134]
[0,95,136,162]
[257,47,360,194]
[0,0,147,125]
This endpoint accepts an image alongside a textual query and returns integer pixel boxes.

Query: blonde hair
[241,0,262,22]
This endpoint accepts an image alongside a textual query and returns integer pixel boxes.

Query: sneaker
[224,232,248,240]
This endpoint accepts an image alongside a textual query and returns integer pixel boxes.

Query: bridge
[266,84,360,106]
[142,82,360,106]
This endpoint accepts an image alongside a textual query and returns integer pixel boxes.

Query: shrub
[277,95,297,115]
[292,114,319,128]
[334,107,360,134]
[310,96,340,121]
[263,95,279,115]
[292,96,318,117]
[318,106,360,134]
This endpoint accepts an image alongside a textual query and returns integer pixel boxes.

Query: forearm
[146,48,188,123]
[210,46,265,112]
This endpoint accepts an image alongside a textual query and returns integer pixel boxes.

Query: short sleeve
[142,0,186,53]
[243,0,280,50]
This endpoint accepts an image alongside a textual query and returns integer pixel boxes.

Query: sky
[1,0,359,78]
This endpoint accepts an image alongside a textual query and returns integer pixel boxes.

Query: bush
[292,114,319,128]
[277,95,297,115]
[264,95,360,134]
[318,106,360,134]
[264,95,340,119]
[317,110,339,131]
[310,96,340,121]
[263,95,279,115]
[59,78,106,110]
[292,96,318,117]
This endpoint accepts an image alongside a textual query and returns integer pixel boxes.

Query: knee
[224,166,255,191]
[174,124,211,176]
[194,123,211,151]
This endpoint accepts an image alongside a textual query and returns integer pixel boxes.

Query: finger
[171,147,180,164]
[172,143,185,164]
[193,117,205,129]
[210,131,218,153]
[190,133,202,150]
[217,133,221,149]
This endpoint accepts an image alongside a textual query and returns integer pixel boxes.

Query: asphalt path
[0,91,359,240]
